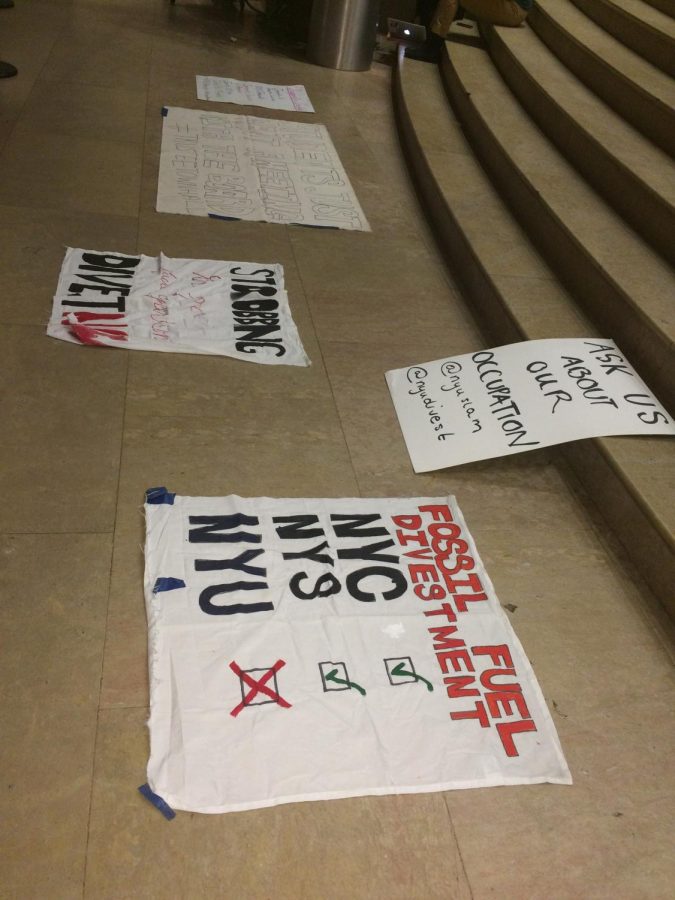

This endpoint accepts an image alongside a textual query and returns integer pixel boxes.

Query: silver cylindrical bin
[307,0,378,71]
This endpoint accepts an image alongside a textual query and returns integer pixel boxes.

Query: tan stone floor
[1,1,674,897]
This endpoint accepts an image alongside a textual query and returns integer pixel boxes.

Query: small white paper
[386,338,675,471]
[197,75,314,113]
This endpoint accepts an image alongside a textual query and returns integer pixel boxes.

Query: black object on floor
[0,60,18,77]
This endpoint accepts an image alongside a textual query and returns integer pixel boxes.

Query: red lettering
[397,530,429,548]
[480,668,518,692]
[415,583,446,601]
[392,514,422,530]
[485,690,530,720]
[423,602,456,621]
[496,719,537,757]
[409,563,438,584]
[419,504,453,522]
[444,674,479,698]
[437,649,471,673]
[450,700,489,727]
[472,644,514,668]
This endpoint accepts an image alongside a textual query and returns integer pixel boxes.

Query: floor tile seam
[0,530,115,537]
[287,230,364,499]
[82,355,131,893]
[8,120,147,150]
[118,406,347,431]
[0,9,69,161]
[442,793,475,900]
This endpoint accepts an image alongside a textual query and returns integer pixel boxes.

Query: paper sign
[143,490,571,814]
[386,338,674,471]
[196,76,315,112]
[47,248,309,366]
[156,107,370,230]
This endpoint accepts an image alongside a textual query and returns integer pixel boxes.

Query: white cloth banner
[47,248,309,365]
[196,76,314,113]
[386,338,675,471]
[156,107,370,231]
[143,490,571,814]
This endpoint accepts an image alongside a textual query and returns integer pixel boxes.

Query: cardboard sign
[386,339,675,471]
[196,76,314,112]
[47,248,309,365]
[156,107,370,230]
[143,490,571,814]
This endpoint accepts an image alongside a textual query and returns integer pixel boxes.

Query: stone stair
[392,2,675,627]
[568,0,675,75]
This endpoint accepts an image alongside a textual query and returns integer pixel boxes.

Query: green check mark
[325,668,366,696]
[391,662,434,691]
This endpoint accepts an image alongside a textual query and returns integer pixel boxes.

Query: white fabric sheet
[156,107,370,230]
[144,491,571,814]
[47,247,309,365]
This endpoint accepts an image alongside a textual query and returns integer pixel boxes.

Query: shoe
[0,60,18,77]
[0,0,16,9]
[404,31,442,63]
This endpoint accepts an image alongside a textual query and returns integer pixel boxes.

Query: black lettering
[289,571,341,600]
[337,539,398,565]
[273,514,324,540]
[331,513,389,539]
[188,514,261,543]
[282,540,334,566]
[194,548,266,577]
[198,582,273,615]
[346,566,408,603]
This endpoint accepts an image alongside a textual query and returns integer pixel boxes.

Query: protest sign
[143,490,571,814]
[386,338,675,471]
[156,107,370,230]
[47,248,309,365]
[196,76,314,113]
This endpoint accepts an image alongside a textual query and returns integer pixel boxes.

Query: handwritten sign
[47,248,309,366]
[156,107,370,230]
[196,76,314,112]
[143,490,570,814]
[386,338,675,471]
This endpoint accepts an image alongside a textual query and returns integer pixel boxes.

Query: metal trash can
[307,0,379,71]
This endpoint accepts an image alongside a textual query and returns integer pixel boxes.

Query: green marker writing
[391,662,434,692]
[325,668,366,696]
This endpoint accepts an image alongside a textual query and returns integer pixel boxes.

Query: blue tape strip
[208,213,241,222]
[161,106,169,116]
[145,486,176,505]
[138,784,176,820]
[153,577,186,594]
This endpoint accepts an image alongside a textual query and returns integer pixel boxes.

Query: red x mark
[229,659,292,718]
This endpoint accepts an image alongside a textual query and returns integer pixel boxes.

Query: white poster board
[143,490,571,814]
[386,339,675,471]
[47,248,309,366]
[156,107,370,231]
[196,76,314,113]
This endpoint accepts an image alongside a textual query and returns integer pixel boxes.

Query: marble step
[529,0,675,156]
[482,20,675,265]
[440,37,675,414]
[569,0,675,75]
[393,54,675,624]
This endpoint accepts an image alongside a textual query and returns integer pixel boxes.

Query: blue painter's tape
[145,486,176,505]
[161,106,169,116]
[138,784,176,820]
[153,577,186,594]
[208,213,241,222]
